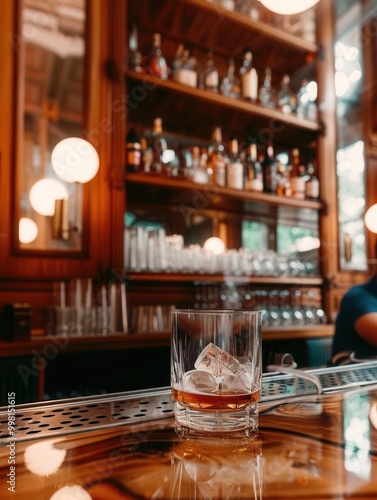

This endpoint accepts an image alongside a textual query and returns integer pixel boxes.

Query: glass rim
[172,308,262,316]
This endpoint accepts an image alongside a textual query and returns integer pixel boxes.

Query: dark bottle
[125,128,141,173]
[262,142,278,194]
[143,33,169,80]
[150,117,167,175]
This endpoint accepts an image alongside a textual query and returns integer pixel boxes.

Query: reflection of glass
[170,437,262,499]
[17,0,86,252]
[343,392,371,480]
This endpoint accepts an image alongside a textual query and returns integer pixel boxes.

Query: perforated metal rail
[1,362,377,443]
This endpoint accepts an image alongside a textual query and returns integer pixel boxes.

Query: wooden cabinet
[111,0,336,336]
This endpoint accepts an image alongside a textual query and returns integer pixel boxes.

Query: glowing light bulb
[51,137,99,183]
[365,204,377,234]
[203,237,225,255]
[19,217,38,244]
[49,485,92,500]
[29,179,69,216]
[259,0,319,15]
[24,440,66,476]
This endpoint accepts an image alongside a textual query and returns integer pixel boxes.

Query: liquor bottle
[276,74,295,114]
[226,136,243,189]
[141,136,153,173]
[289,148,305,200]
[305,157,320,199]
[128,24,142,73]
[143,33,169,80]
[174,46,198,88]
[191,146,209,185]
[296,79,310,118]
[262,142,278,194]
[244,137,263,192]
[150,117,167,175]
[258,67,275,108]
[220,59,241,98]
[204,51,219,93]
[239,48,258,102]
[125,128,141,173]
[208,126,226,187]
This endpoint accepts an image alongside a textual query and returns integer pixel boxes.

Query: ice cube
[183,369,218,394]
[220,372,250,394]
[194,343,240,377]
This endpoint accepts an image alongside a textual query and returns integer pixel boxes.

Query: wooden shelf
[124,272,324,286]
[125,172,325,211]
[0,325,333,358]
[181,0,319,55]
[127,70,322,134]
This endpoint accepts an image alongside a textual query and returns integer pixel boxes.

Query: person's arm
[354,313,377,347]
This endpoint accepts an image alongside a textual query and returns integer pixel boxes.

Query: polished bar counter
[2,363,377,499]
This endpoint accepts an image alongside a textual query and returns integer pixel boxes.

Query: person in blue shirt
[331,274,377,362]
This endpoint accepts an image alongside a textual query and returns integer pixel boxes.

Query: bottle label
[214,162,226,187]
[206,71,219,89]
[126,150,141,170]
[242,70,258,100]
[175,68,198,88]
[227,162,243,190]
[305,179,319,199]
[290,177,306,199]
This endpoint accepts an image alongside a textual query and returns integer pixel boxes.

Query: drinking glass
[171,309,262,436]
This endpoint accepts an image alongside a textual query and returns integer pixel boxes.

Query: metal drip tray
[1,362,377,443]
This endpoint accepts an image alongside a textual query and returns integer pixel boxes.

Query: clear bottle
[191,146,209,185]
[128,24,142,73]
[220,59,241,98]
[296,79,310,118]
[289,148,305,200]
[143,33,169,80]
[150,117,167,175]
[174,47,198,88]
[262,142,278,194]
[204,51,219,93]
[244,137,263,192]
[208,126,226,187]
[258,67,275,107]
[305,159,320,199]
[277,74,295,114]
[226,136,243,189]
[240,48,258,102]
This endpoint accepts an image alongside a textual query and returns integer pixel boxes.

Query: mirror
[16,0,89,252]
[334,0,368,271]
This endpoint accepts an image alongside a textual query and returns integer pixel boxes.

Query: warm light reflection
[19,217,38,243]
[51,137,99,183]
[294,236,320,252]
[258,0,319,15]
[203,236,226,255]
[49,485,93,500]
[365,204,377,234]
[29,178,69,216]
[369,403,377,429]
[24,439,66,476]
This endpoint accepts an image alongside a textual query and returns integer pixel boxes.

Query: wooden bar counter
[1,363,377,499]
